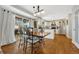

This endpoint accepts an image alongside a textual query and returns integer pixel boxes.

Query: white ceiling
[11,5,73,20]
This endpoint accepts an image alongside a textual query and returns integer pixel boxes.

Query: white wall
[69,14,72,39]
[66,14,72,39]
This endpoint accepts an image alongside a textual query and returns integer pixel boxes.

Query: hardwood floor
[1,34,79,54]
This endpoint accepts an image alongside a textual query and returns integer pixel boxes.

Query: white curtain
[2,9,8,45]
[0,8,4,45]
[0,8,16,46]
[7,12,16,44]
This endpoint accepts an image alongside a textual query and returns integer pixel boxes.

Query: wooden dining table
[30,31,50,53]
[32,31,50,38]
[23,28,50,53]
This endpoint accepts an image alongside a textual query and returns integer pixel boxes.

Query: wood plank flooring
[1,34,79,54]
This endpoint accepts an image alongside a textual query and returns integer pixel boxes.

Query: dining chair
[18,27,24,48]
[18,27,28,53]
[18,27,44,54]
[25,28,42,54]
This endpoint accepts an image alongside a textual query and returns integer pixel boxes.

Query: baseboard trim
[72,40,79,49]
[1,40,16,47]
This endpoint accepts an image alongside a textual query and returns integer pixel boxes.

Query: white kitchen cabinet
[44,29,54,39]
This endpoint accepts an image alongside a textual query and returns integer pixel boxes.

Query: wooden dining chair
[18,27,28,53]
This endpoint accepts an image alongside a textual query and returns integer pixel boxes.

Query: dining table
[29,30,50,53]
[23,28,50,53]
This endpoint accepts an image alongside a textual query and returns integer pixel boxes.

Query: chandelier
[33,5,44,16]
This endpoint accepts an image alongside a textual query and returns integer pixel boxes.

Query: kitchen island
[44,29,55,39]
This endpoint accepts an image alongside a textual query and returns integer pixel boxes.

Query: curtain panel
[0,8,16,46]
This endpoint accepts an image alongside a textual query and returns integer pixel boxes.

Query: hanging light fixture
[33,5,44,16]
